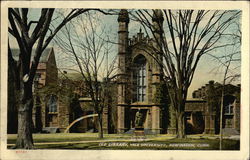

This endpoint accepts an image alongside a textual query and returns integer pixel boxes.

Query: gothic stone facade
[115,9,240,135]
[32,48,72,133]
[32,48,71,133]
[117,10,165,134]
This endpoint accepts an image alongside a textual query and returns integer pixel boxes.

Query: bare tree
[8,8,111,149]
[208,19,241,150]
[54,11,117,138]
[133,9,241,138]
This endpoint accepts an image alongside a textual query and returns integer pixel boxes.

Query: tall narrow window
[47,95,58,113]
[225,104,234,115]
[133,55,147,102]
[223,95,235,115]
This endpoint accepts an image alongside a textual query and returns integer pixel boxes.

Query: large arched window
[133,55,147,102]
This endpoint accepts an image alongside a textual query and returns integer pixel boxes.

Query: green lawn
[7,133,133,144]
[7,133,239,150]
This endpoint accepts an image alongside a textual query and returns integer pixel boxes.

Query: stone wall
[185,100,206,112]
[58,100,70,132]
[234,102,240,132]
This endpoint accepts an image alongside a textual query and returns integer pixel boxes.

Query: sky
[8,8,241,99]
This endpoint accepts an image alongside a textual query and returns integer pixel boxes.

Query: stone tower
[151,9,164,134]
[117,9,130,133]
[117,9,165,134]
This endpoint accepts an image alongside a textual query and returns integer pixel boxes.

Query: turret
[118,9,129,23]
[117,9,129,74]
[117,9,129,133]
[151,10,164,134]
[152,9,164,40]
[151,9,164,80]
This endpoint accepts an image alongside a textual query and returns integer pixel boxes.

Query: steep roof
[11,48,53,63]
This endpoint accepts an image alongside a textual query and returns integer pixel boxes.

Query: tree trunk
[98,114,103,138]
[170,86,188,138]
[15,97,34,149]
[15,80,34,149]
[219,90,224,150]
[177,112,186,138]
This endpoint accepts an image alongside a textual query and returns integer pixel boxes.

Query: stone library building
[8,9,240,136]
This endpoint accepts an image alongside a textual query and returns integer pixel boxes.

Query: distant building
[189,81,240,135]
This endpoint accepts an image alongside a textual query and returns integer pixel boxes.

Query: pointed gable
[10,48,53,63]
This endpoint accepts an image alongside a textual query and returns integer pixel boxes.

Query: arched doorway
[185,111,205,134]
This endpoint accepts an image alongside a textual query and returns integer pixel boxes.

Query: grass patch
[7,133,239,150]
[7,133,132,144]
